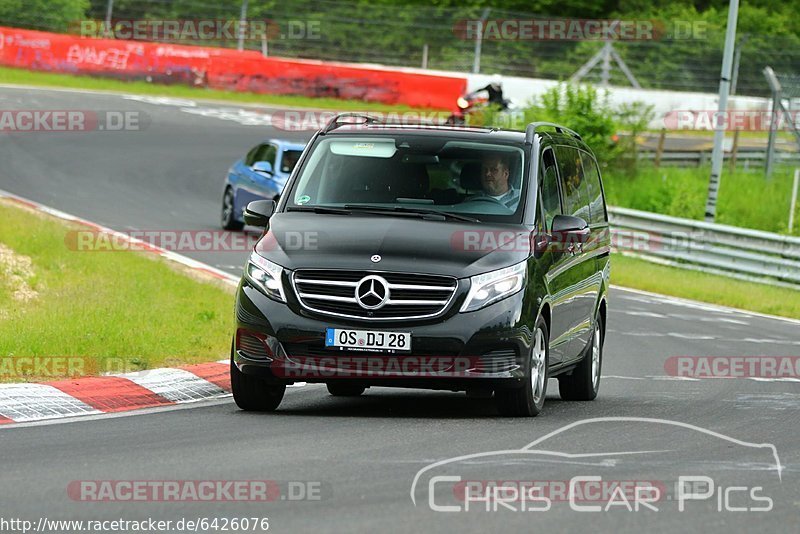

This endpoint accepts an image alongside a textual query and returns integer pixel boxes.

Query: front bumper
[233,278,536,390]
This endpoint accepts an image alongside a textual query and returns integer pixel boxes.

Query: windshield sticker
[330,140,396,158]
[296,195,311,205]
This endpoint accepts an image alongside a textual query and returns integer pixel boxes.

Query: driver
[281,151,300,173]
[470,154,520,209]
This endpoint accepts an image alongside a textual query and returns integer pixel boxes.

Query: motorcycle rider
[477,74,507,110]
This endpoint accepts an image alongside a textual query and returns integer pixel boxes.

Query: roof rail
[321,113,382,134]
[524,122,582,144]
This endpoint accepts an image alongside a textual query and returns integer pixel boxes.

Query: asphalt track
[0,86,798,533]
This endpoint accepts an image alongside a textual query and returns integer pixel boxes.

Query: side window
[540,147,561,231]
[255,144,277,166]
[556,146,585,217]
[580,151,607,225]
[244,145,261,166]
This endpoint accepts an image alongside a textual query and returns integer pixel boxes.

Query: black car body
[231,116,610,416]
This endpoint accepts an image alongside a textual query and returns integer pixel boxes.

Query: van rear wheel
[222,188,244,231]
[495,315,549,417]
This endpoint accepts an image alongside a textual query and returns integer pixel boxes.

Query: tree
[0,0,89,32]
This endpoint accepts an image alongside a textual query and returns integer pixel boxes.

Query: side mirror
[252,161,273,176]
[244,200,276,227]
[551,215,590,245]
[551,214,588,234]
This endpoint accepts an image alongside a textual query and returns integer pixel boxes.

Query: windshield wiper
[343,204,480,223]
[285,206,352,215]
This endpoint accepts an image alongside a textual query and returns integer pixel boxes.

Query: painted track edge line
[0,188,239,286]
[610,284,800,325]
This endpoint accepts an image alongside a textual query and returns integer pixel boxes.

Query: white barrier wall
[465,73,771,129]
[238,55,771,130]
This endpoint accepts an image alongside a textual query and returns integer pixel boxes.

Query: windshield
[285,135,527,222]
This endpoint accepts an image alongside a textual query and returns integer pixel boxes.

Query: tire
[230,347,285,411]
[222,188,244,231]
[495,315,549,417]
[558,312,603,401]
[326,383,366,397]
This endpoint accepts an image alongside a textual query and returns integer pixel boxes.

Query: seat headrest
[459,161,483,191]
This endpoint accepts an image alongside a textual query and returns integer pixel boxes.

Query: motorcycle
[444,90,519,126]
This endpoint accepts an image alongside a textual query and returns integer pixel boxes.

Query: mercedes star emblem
[370,254,382,263]
[355,275,390,310]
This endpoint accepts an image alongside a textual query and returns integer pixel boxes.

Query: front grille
[292,269,457,320]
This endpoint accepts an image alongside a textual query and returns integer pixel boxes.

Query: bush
[475,83,653,174]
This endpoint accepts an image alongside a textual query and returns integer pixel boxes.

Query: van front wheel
[496,315,549,417]
[230,345,285,411]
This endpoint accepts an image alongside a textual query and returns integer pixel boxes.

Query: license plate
[325,328,411,352]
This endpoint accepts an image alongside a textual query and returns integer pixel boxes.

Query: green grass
[0,200,234,381]
[611,253,800,319]
[0,66,444,113]
[604,164,800,235]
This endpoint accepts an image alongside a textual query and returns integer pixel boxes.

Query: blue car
[221,139,305,230]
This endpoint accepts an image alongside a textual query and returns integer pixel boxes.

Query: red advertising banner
[0,26,465,109]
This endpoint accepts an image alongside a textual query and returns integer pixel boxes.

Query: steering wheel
[466,195,507,207]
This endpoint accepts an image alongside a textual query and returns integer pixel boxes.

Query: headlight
[457,97,469,109]
[460,261,526,313]
[245,252,286,302]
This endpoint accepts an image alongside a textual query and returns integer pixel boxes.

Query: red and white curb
[0,360,231,425]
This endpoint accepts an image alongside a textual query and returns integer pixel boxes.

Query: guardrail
[608,206,800,287]
[638,151,800,166]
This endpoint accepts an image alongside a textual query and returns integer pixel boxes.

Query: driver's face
[481,157,510,196]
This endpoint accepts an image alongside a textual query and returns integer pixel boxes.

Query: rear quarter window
[554,145,590,223]
[579,151,607,225]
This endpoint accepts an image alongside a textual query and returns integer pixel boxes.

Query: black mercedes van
[231,115,610,416]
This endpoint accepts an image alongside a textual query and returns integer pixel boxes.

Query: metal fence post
[237,0,249,52]
[704,0,739,222]
[472,8,490,74]
[730,34,747,95]
[790,168,800,233]
[104,0,114,37]
[764,67,782,179]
